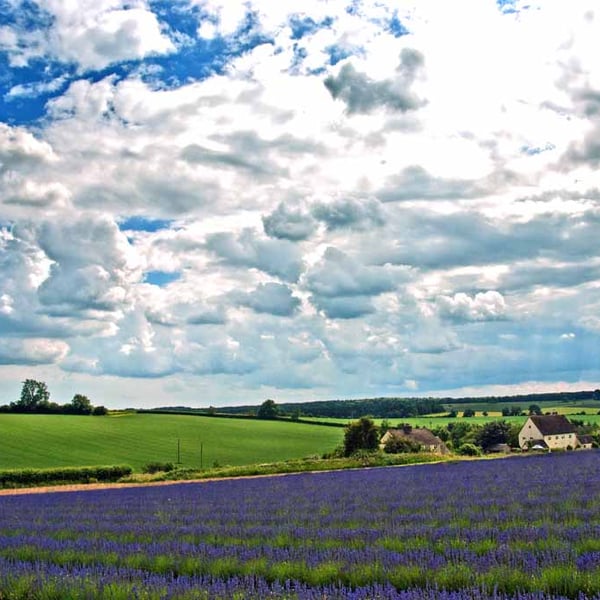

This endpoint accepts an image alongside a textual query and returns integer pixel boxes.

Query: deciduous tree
[70,394,93,415]
[343,417,379,456]
[15,379,50,412]
[257,399,279,420]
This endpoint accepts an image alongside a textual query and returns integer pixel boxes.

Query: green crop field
[302,410,600,428]
[0,413,344,472]
[301,415,527,427]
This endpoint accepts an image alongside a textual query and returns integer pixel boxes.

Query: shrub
[457,443,481,456]
[0,465,132,488]
[141,462,175,474]
[383,436,421,454]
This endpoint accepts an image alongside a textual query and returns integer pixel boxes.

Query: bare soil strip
[0,472,297,496]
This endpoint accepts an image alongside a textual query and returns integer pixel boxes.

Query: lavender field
[1,453,600,599]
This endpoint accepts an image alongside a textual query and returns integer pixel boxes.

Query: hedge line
[0,465,133,488]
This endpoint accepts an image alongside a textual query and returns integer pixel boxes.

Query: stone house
[381,427,449,454]
[518,415,577,450]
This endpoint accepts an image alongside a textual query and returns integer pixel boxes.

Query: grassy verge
[120,452,450,484]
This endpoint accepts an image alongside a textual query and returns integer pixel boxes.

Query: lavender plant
[1,451,600,598]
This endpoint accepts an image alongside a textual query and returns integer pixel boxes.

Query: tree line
[210,397,447,419]
[0,379,108,415]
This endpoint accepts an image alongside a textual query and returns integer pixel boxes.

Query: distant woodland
[153,390,600,420]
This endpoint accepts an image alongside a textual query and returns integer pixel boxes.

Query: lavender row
[1,452,600,597]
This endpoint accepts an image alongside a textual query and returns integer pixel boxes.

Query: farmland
[301,408,600,428]
[0,413,343,472]
[1,451,600,598]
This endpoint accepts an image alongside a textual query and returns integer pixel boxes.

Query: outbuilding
[381,427,449,454]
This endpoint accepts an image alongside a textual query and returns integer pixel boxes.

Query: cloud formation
[0,0,599,406]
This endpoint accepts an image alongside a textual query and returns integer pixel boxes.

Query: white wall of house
[518,418,543,449]
[543,432,576,449]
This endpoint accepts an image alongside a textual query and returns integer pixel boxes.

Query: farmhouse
[518,415,577,450]
[381,427,449,454]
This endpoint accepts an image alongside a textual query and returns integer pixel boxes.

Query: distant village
[380,414,595,456]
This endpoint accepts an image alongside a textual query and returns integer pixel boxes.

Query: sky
[0,0,600,408]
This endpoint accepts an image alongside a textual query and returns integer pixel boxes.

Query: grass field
[302,407,600,428]
[302,415,527,427]
[0,413,344,472]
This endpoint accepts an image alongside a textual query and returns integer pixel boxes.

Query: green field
[302,408,600,429]
[0,413,344,472]
[302,415,526,427]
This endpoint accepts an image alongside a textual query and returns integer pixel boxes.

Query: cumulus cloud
[234,282,301,317]
[262,202,316,241]
[324,48,426,114]
[378,165,485,202]
[436,291,508,323]
[1,1,600,403]
[3,1,175,71]
[304,247,395,298]
[33,215,138,315]
[0,338,69,365]
[0,123,55,172]
[205,229,304,282]
[310,294,375,319]
[311,197,386,231]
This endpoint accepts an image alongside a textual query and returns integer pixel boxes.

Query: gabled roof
[578,434,594,445]
[529,415,576,435]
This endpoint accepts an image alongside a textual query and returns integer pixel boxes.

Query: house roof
[578,434,594,445]
[529,415,576,435]
[388,428,445,447]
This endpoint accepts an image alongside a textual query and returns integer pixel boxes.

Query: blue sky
[0,0,599,407]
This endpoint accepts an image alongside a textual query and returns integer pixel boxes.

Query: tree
[70,394,93,415]
[257,399,279,420]
[379,418,391,438]
[446,421,474,450]
[463,408,476,418]
[92,405,108,416]
[528,404,542,415]
[476,421,512,452]
[457,443,481,456]
[15,379,50,412]
[343,417,379,456]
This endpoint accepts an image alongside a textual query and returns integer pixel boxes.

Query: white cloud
[0,337,69,366]
[1,0,600,404]
[437,291,508,323]
[42,1,174,71]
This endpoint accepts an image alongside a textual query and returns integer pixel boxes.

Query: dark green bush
[0,465,132,488]
[457,443,481,456]
[141,462,175,474]
[383,436,421,454]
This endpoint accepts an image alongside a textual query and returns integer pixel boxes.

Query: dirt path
[0,472,295,497]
